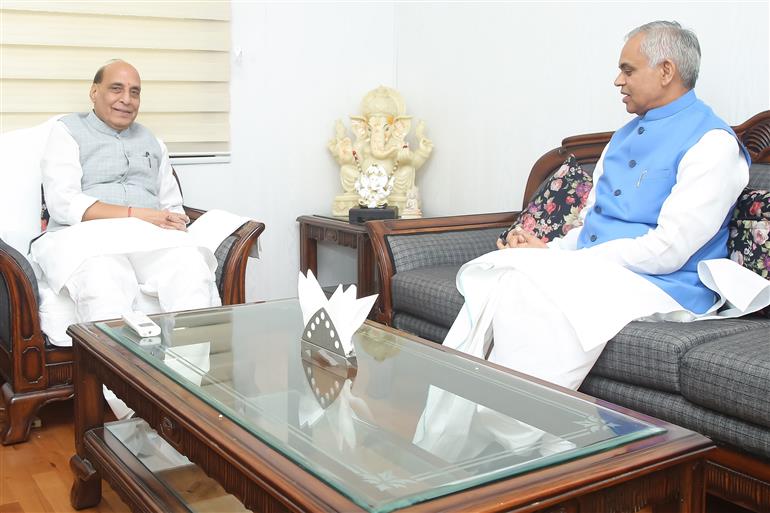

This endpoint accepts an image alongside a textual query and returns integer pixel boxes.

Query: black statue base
[348,206,399,225]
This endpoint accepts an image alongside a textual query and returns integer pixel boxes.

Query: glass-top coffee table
[69,300,712,513]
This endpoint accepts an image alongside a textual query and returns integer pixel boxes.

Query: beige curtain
[0,1,230,155]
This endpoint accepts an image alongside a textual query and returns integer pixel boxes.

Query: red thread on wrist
[127,206,133,218]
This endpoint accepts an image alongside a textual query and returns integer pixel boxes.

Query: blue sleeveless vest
[577,91,750,313]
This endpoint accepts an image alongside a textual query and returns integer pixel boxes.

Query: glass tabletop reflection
[97,299,664,513]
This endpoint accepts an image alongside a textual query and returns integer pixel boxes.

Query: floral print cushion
[728,187,770,279]
[515,154,593,242]
[728,187,770,317]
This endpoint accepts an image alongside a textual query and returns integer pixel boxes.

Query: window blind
[0,1,230,155]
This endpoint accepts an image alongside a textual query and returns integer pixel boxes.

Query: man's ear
[89,84,97,104]
[660,59,676,86]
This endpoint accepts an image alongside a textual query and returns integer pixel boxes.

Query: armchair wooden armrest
[366,211,518,325]
[183,206,265,305]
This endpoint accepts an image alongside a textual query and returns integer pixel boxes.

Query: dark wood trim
[703,448,770,513]
[219,220,266,305]
[733,110,770,162]
[0,244,47,392]
[0,381,73,444]
[82,427,196,513]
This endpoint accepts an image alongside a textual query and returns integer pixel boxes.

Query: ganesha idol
[328,86,434,218]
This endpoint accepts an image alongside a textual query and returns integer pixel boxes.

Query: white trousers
[64,246,220,323]
[486,271,605,391]
[64,246,220,420]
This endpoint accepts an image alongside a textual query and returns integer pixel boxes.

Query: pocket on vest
[127,155,152,173]
[643,168,674,181]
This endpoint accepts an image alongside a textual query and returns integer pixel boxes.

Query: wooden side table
[297,215,378,299]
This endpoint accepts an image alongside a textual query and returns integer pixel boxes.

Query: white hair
[626,21,701,89]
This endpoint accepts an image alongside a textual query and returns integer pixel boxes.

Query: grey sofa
[366,110,770,510]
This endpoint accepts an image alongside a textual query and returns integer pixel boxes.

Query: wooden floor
[0,400,129,513]
[0,400,754,513]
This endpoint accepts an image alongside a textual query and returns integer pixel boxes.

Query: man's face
[90,62,141,131]
[614,33,667,116]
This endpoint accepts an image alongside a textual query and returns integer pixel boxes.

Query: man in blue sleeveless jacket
[36,61,220,329]
[443,21,751,391]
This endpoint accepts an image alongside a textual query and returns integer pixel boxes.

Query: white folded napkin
[297,270,377,356]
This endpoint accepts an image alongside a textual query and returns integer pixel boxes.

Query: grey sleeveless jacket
[48,112,162,231]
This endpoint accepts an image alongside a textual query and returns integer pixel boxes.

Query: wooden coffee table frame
[69,308,713,513]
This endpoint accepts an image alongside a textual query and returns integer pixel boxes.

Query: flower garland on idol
[353,150,396,208]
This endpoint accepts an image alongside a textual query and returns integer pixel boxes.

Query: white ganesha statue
[328,86,433,218]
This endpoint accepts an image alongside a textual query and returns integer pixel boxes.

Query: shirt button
[614,189,622,196]
[590,235,597,242]
[638,126,645,134]
[595,205,602,214]
[629,160,637,168]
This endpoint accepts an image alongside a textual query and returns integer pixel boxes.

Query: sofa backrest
[749,163,770,190]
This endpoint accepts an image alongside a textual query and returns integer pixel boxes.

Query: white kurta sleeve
[41,122,99,226]
[580,129,749,274]
[547,144,609,251]
[155,139,185,214]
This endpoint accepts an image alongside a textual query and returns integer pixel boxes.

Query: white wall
[175,1,770,302]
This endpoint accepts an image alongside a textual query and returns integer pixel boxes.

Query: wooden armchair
[0,205,265,445]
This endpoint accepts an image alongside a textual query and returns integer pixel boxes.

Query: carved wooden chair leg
[0,383,73,444]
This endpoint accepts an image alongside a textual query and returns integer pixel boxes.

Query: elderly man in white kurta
[448,21,759,391]
[414,21,770,461]
[33,60,220,328]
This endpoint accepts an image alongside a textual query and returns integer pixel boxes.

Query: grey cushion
[580,375,770,459]
[591,318,770,393]
[680,329,770,429]
[392,264,464,328]
[214,234,238,298]
[393,312,449,343]
[748,163,770,190]
[387,228,499,274]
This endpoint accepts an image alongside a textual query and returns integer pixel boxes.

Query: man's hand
[134,208,189,231]
[496,227,548,250]
[83,202,188,231]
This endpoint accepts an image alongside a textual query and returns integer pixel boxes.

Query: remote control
[122,311,161,337]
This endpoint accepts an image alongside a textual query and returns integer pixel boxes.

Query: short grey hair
[626,21,701,89]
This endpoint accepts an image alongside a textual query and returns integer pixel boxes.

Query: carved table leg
[69,343,104,509]
[70,454,101,509]
[356,232,375,298]
[299,222,318,276]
